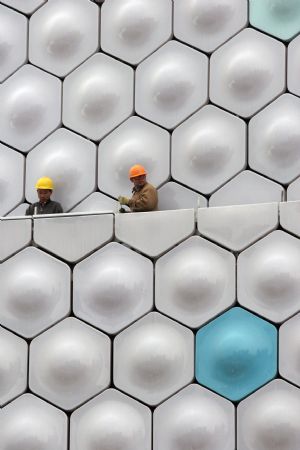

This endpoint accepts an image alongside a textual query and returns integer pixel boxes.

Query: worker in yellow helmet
[118,164,158,212]
[25,177,63,215]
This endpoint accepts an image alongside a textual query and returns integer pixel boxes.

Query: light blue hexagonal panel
[195,307,277,401]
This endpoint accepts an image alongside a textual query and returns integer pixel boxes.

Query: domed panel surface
[73,242,153,334]
[288,34,300,98]
[157,182,207,210]
[154,384,235,450]
[280,313,300,386]
[250,0,300,41]
[25,128,96,211]
[101,0,172,65]
[196,307,277,401]
[0,144,24,216]
[0,0,46,14]
[0,246,70,338]
[155,236,235,328]
[249,94,300,184]
[136,40,208,129]
[114,312,194,405]
[209,170,283,206]
[63,53,134,140]
[174,0,248,53]
[238,379,300,450]
[172,105,246,194]
[70,389,151,450]
[29,0,100,77]
[0,64,61,153]
[238,230,300,323]
[0,5,27,82]
[71,192,118,213]
[0,394,68,450]
[0,326,27,406]
[29,317,111,410]
[98,116,170,199]
[210,28,285,118]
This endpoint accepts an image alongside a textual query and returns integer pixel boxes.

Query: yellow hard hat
[35,177,54,190]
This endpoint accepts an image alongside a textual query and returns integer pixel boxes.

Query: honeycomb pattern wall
[1,0,300,449]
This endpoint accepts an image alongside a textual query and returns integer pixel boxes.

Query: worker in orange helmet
[118,164,158,212]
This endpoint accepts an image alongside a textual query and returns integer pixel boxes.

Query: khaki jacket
[128,182,158,212]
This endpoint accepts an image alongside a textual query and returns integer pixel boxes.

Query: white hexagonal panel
[156,236,235,328]
[238,230,300,323]
[0,394,68,450]
[71,192,118,213]
[0,218,31,261]
[174,0,248,53]
[25,128,96,211]
[114,312,194,406]
[98,116,170,199]
[63,53,134,140]
[238,379,300,450]
[0,5,27,82]
[0,143,24,216]
[136,40,208,129]
[280,312,300,387]
[288,34,300,98]
[0,64,61,153]
[101,0,172,65]
[210,28,285,118]
[29,317,111,411]
[0,326,27,406]
[249,94,300,184]
[0,0,46,14]
[154,384,235,450]
[70,389,151,450]
[29,0,100,77]
[157,182,207,210]
[0,246,70,338]
[73,242,153,334]
[209,170,283,207]
[172,105,246,195]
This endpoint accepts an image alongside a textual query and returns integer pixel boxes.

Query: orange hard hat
[128,164,147,179]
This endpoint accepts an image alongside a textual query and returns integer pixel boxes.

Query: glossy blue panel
[195,307,277,401]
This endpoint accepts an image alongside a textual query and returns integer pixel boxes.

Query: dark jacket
[26,200,63,215]
[128,182,158,212]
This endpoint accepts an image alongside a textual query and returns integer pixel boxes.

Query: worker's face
[37,189,52,203]
[131,174,146,188]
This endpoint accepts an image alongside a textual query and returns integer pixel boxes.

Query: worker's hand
[118,195,129,206]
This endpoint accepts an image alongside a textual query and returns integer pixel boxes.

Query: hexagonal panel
[288,34,300,98]
[73,242,153,334]
[250,0,300,41]
[174,0,248,53]
[280,313,300,387]
[172,105,246,195]
[101,0,172,65]
[154,384,235,450]
[63,53,134,140]
[155,236,235,328]
[0,218,31,261]
[0,64,61,153]
[70,389,151,450]
[29,0,100,77]
[209,170,283,207]
[98,116,170,199]
[158,182,207,210]
[288,176,300,201]
[249,94,300,184]
[25,128,96,211]
[29,317,111,411]
[0,143,24,216]
[0,246,70,338]
[0,5,27,82]
[0,0,46,14]
[1,394,68,450]
[238,379,300,450]
[71,192,118,213]
[114,312,194,406]
[0,326,27,406]
[238,230,300,323]
[210,28,285,118]
[196,307,277,401]
[135,40,208,129]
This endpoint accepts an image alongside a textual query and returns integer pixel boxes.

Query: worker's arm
[25,204,34,216]
[128,185,158,212]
